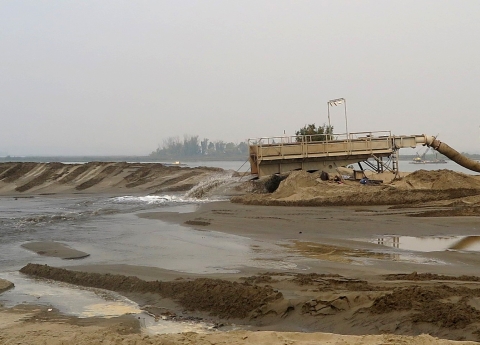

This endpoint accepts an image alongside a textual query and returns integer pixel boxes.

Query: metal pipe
[425,137,480,173]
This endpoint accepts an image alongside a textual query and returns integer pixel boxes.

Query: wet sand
[21,241,90,259]
[1,309,478,345]
[139,201,480,277]
[7,200,480,343]
[0,279,13,294]
[4,167,480,343]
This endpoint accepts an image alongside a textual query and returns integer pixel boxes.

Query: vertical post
[344,99,348,139]
[327,102,331,129]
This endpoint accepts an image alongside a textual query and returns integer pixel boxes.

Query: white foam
[110,172,235,205]
[112,195,180,204]
[111,194,221,205]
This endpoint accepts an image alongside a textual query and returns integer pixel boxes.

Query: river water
[0,169,296,333]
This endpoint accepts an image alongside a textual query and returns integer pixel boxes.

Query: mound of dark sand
[20,264,282,319]
[18,265,480,340]
[368,285,480,329]
[385,272,480,282]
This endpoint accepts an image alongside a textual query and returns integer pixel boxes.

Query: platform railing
[248,131,394,161]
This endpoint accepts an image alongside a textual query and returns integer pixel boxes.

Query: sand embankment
[18,263,480,342]
[0,162,224,195]
[233,169,480,209]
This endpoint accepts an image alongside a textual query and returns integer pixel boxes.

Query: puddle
[0,272,214,334]
[0,272,141,317]
[367,235,480,252]
[291,240,445,265]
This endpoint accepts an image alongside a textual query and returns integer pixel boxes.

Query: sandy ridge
[0,162,224,195]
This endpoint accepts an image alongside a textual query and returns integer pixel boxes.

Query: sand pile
[271,170,367,202]
[232,169,480,207]
[392,169,480,190]
[271,171,322,199]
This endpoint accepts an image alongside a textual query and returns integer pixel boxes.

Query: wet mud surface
[20,264,282,319]
[19,264,480,341]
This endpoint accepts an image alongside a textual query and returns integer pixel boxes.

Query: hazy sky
[1,1,479,156]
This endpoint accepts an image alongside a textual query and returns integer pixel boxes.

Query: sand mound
[20,264,282,319]
[369,285,480,329]
[271,170,320,199]
[232,169,480,206]
[393,169,480,190]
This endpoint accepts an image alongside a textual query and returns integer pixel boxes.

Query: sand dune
[0,162,224,195]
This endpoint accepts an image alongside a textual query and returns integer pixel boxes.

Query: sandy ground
[1,310,479,345]
[3,167,480,343]
[21,241,90,259]
[0,162,226,195]
[5,201,480,343]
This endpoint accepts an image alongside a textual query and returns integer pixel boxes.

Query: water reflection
[0,272,214,334]
[372,235,480,252]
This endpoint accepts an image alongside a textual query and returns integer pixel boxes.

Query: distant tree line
[149,135,249,159]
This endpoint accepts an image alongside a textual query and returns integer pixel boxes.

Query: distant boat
[410,156,447,164]
[410,145,448,164]
[163,161,187,167]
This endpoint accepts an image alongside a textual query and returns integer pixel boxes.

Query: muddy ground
[18,263,480,342]
[4,166,480,344]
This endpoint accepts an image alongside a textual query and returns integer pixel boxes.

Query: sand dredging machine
[247,131,480,177]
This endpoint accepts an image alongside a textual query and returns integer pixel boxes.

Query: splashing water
[111,195,181,204]
[183,172,236,199]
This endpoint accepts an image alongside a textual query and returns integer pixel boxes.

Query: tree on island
[150,135,249,160]
[295,123,334,142]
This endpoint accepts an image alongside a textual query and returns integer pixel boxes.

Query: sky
[1,0,480,156]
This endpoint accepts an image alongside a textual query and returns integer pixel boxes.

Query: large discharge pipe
[425,135,480,173]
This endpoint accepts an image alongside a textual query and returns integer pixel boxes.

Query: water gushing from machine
[184,172,237,199]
